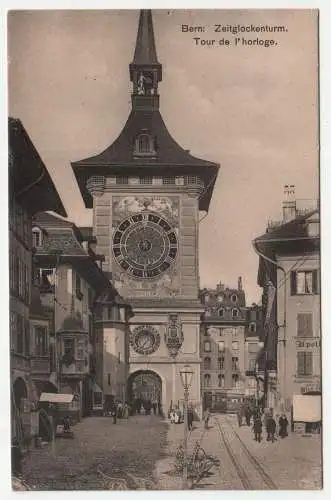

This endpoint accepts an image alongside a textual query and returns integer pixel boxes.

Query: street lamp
[179,364,194,490]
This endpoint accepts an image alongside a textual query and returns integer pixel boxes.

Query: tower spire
[132,9,160,66]
[129,9,162,110]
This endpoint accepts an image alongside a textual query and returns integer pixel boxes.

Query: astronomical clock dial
[130,325,160,355]
[112,212,178,279]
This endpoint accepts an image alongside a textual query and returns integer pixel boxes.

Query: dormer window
[138,134,150,153]
[133,132,156,158]
[32,227,43,248]
[218,308,224,318]
[231,294,238,303]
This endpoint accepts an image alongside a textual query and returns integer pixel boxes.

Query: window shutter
[312,269,318,294]
[290,271,297,295]
[305,352,313,375]
[297,313,313,337]
[297,352,305,376]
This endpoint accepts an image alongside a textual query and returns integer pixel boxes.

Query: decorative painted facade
[72,10,219,417]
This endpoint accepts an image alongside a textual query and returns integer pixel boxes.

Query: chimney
[238,276,242,291]
[282,184,296,222]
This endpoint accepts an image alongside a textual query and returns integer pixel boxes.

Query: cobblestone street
[21,415,168,490]
[19,413,322,490]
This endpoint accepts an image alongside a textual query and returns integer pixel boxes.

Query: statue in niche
[137,73,146,95]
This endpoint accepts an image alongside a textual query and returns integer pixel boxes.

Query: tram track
[214,416,278,490]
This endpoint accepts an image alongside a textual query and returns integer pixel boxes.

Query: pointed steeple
[129,10,162,110]
[132,9,160,66]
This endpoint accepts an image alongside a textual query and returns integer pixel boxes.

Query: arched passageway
[128,370,162,416]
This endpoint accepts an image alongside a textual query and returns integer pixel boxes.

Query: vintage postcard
[7,8,321,491]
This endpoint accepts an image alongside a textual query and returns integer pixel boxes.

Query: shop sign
[296,339,320,349]
[301,382,321,394]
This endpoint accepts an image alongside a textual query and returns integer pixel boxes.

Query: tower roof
[71,10,219,212]
[132,9,160,66]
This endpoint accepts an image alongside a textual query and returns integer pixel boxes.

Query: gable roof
[72,110,219,211]
[9,117,67,217]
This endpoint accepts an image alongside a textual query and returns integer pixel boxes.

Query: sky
[7,9,319,304]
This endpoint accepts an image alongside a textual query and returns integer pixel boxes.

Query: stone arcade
[72,10,219,417]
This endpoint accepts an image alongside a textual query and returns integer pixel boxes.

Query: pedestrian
[112,403,117,424]
[203,408,210,429]
[11,438,23,477]
[253,415,263,442]
[62,415,71,433]
[117,402,123,419]
[245,407,252,427]
[266,416,277,442]
[187,406,194,431]
[237,405,243,427]
[123,402,129,420]
[278,414,289,438]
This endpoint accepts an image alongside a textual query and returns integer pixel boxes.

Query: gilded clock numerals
[112,212,178,279]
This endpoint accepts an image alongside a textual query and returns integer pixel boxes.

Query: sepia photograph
[7,7,321,491]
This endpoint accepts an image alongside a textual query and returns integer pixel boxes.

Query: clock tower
[72,10,219,417]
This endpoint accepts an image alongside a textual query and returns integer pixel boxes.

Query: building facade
[32,212,127,419]
[9,117,67,444]
[200,279,264,412]
[253,187,320,417]
[71,10,219,417]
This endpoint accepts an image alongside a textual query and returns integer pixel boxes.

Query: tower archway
[128,370,163,416]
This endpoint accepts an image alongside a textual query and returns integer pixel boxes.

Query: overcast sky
[7,9,319,304]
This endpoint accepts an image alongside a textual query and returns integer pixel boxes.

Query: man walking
[266,416,277,442]
[203,408,210,429]
[245,406,252,427]
[253,415,263,442]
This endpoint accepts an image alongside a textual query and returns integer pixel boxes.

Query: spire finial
[129,10,162,110]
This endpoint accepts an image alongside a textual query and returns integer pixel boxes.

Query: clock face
[130,325,160,355]
[112,212,178,279]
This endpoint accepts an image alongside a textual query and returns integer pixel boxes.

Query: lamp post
[179,365,194,490]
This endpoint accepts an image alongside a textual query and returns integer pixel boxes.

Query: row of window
[10,312,29,355]
[9,200,30,246]
[203,374,241,389]
[205,308,241,318]
[202,356,239,371]
[204,293,238,304]
[202,353,315,377]
[9,252,30,304]
[112,175,201,186]
[204,340,239,352]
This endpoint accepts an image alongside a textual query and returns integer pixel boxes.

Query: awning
[39,392,74,404]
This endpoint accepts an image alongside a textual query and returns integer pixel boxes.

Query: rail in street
[213,415,277,490]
